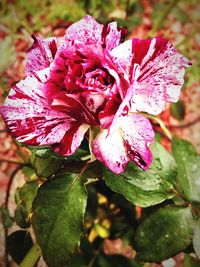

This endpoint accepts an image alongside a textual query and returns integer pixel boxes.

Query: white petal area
[93,128,129,174]
[116,114,154,170]
[110,39,133,74]
[70,124,90,154]
[65,15,121,50]
[25,36,62,76]
[65,15,103,45]
[93,114,154,174]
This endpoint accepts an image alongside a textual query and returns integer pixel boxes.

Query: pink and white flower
[1,16,190,174]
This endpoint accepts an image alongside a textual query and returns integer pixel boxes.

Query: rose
[1,15,190,174]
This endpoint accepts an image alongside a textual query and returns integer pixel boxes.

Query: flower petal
[117,114,154,170]
[93,114,154,174]
[53,123,89,156]
[1,73,73,146]
[111,37,190,115]
[65,15,121,49]
[93,127,129,174]
[51,93,98,125]
[25,36,60,76]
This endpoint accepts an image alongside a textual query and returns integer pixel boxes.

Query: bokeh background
[0,0,200,266]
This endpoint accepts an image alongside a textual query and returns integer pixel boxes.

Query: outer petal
[25,36,60,76]
[65,15,121,49]
[93,114,154,174]
[93,128,129,174]
[111,37,191,115]
[53,123,89,156]
[117,114,154,170]
[0,72,89,157]
[1,73,70,145]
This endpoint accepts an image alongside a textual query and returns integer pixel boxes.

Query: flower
[1,16,190,174]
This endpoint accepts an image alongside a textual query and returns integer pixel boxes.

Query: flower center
[62,52,114,94]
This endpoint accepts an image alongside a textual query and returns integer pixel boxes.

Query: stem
[149,0,180,36]
[81,154,91,161]
[87,246,101,267]
[19,243,41,267]
[89,126,100,162]
[166,116,200,129]
[13,138,29,163]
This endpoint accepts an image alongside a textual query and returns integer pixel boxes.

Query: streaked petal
[117,114,154,170]
[25,36,60,76]
[131,38,190,114]
[93,114,154,174]
[65,15,121,49]
[1,74,73,146]
[51,93,98,125]
[93,128,129,174]
[53,123,89,156]
[99,90,121,128]
[111,37,190,115]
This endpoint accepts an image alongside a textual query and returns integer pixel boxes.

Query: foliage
[3,137,200,267]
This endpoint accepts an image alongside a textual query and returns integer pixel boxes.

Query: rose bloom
[1,16,190,174]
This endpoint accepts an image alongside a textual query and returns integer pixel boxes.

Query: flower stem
[19,243,41,267]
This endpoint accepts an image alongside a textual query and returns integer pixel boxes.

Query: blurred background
[0,0,200,266]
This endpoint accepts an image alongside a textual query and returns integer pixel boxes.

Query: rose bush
[1,15,190,174]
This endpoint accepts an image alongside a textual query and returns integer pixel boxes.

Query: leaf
[193,218,200,259]
[14,181,38,228]
[69,256,87,267]
[135,206,194,262]
[170,100,185,121]
[7,230,33,264]
[32,173,88,267]
[104,142,176,207]
[172,138,200,203]
[30,150,65,178]
[29,147,89,178]
[23,166,38,181]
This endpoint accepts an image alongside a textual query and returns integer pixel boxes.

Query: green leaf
[135,206,194,262]
[172,138,200,203]
[69,256,87,267]
[30,151,65,178]
[193,218,200,259]
[14,181,38,228]
[7,230,33,264]
[32,173,88,267]
[29,147,89,178]
[104,142,176,207]
[170,100,185,121]
[23,166,38,181]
